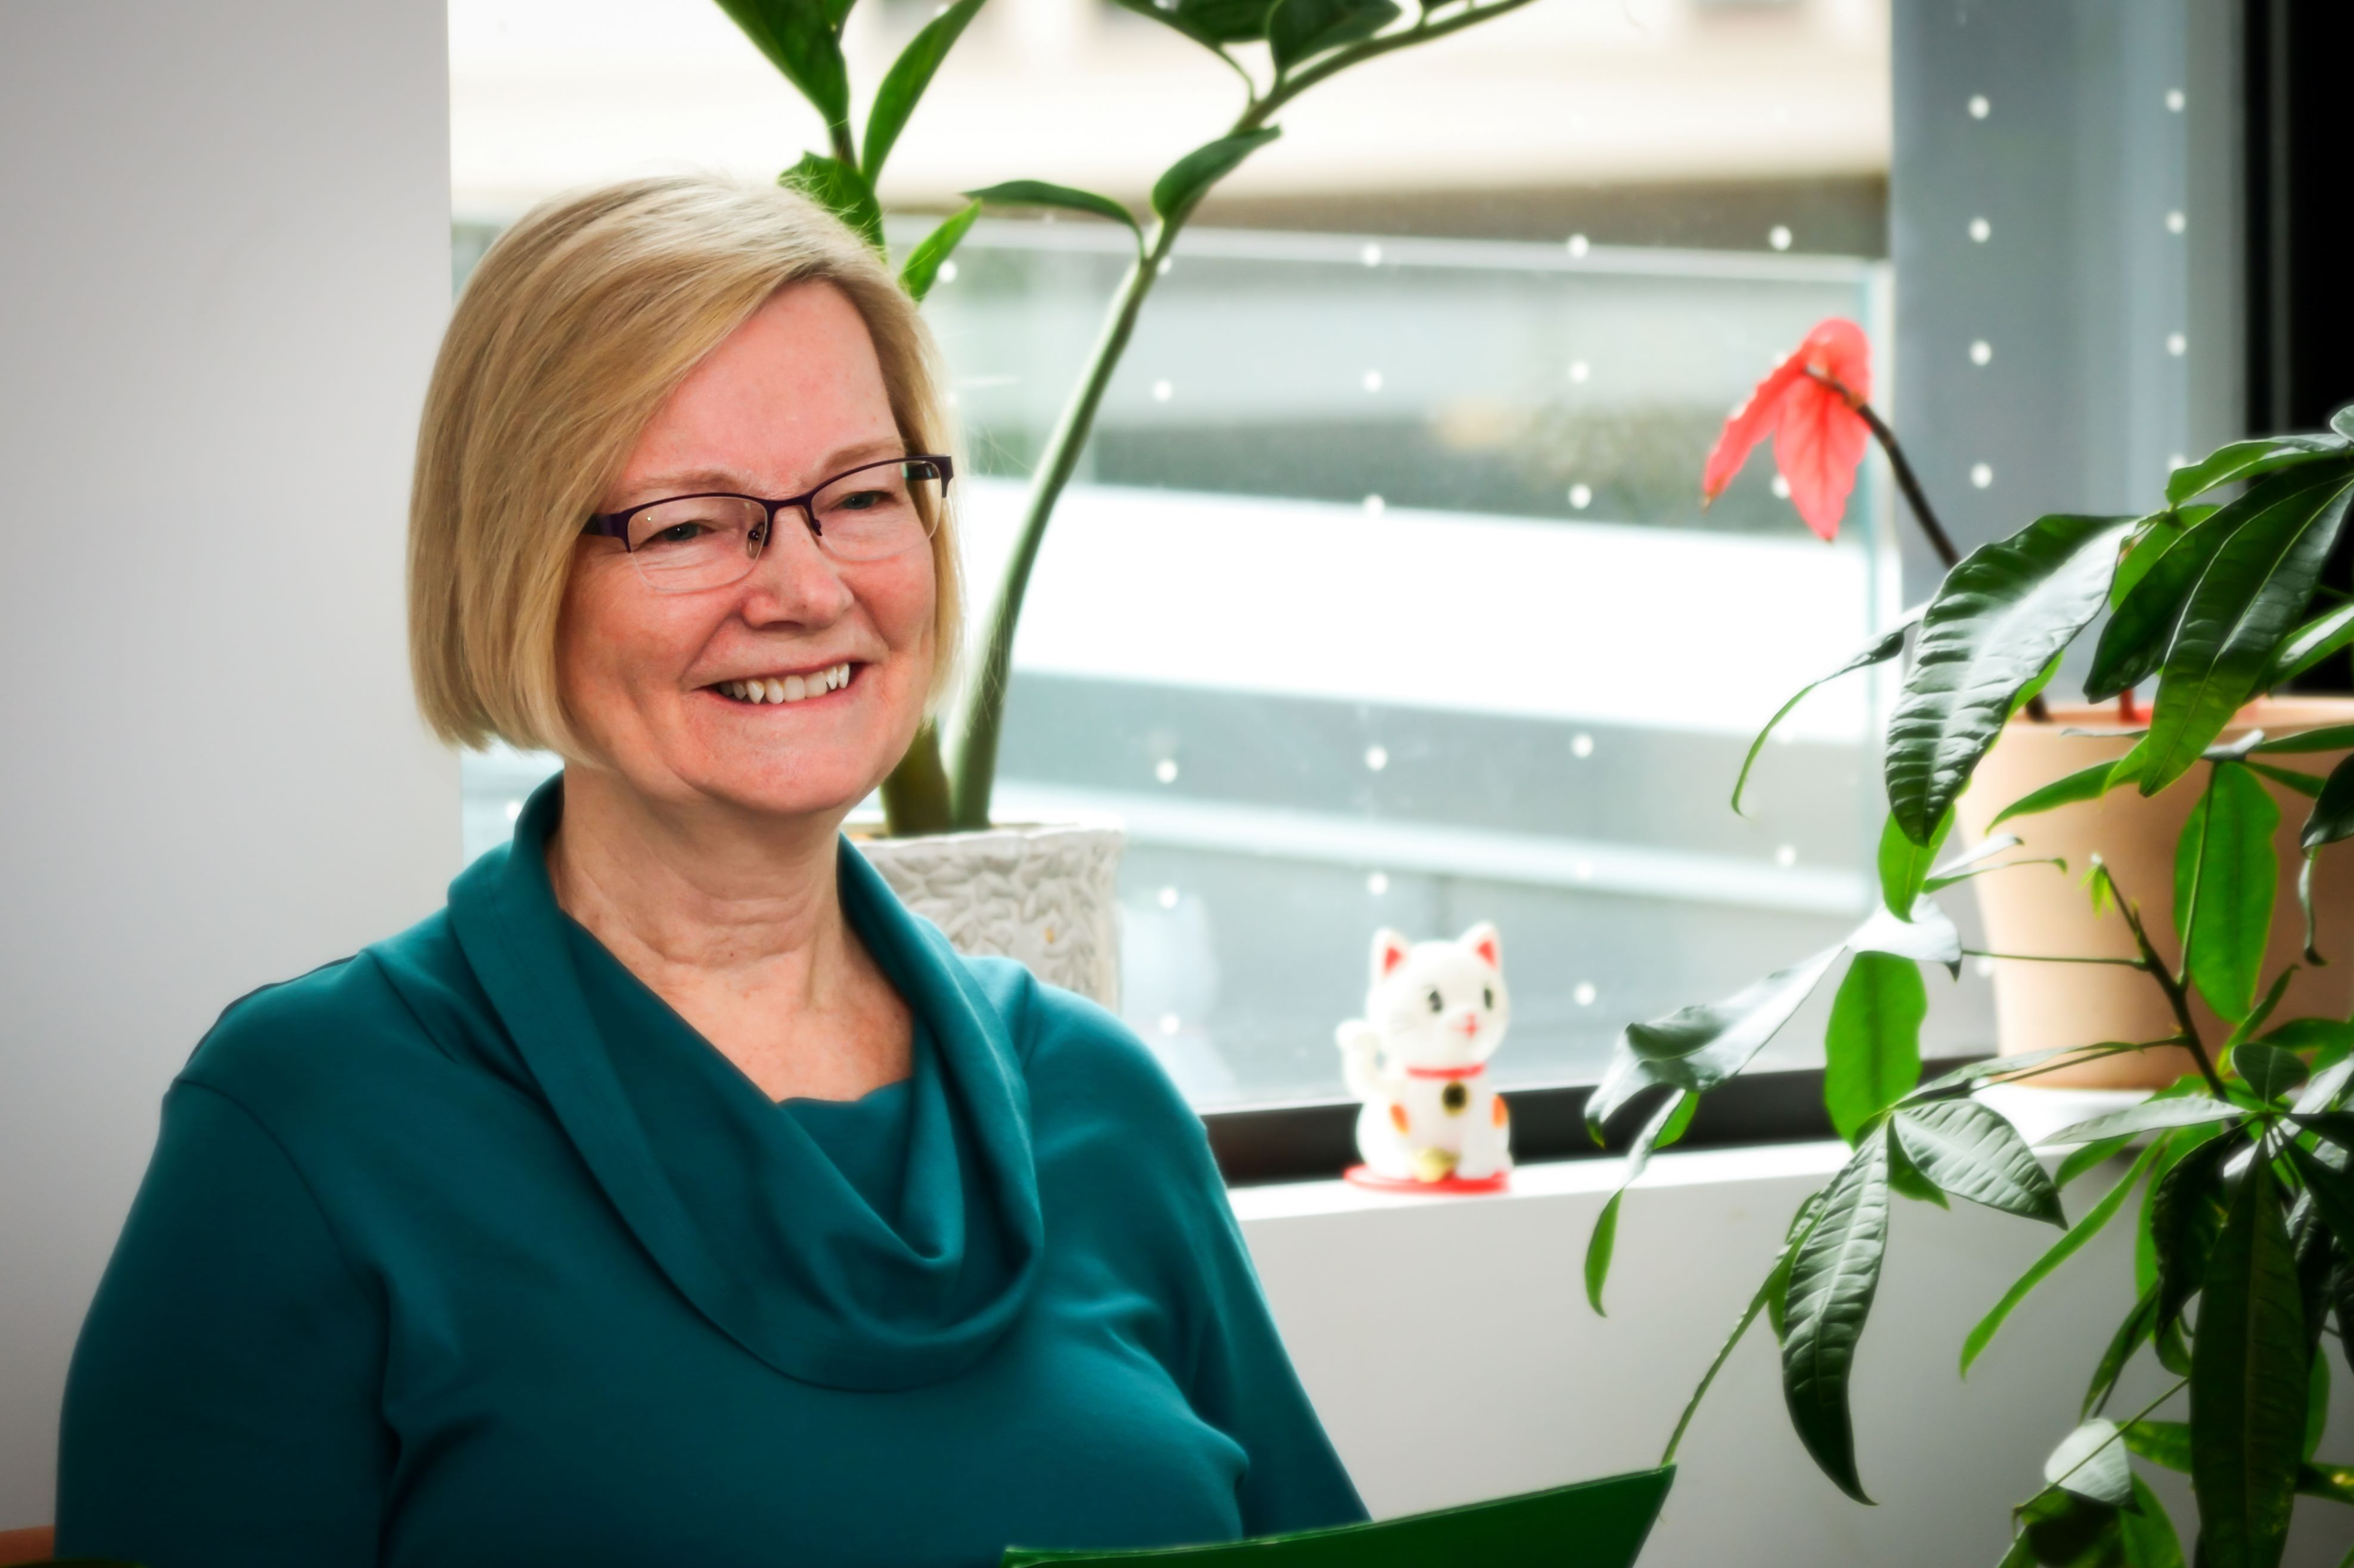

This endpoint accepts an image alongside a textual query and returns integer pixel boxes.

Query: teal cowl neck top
[58,778,1364,1566]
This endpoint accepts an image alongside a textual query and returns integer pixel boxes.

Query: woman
[57,176,1364,1566]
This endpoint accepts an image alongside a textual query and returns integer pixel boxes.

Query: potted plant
[711,0,1546,1003]
[1583,324,2354,1564]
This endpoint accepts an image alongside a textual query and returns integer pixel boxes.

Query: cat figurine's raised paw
[1335,923,1511,1190]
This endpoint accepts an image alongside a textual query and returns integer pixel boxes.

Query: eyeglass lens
[622,460,945,592]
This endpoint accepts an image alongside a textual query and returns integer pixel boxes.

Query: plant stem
[880,719,956,835]
[2101,864,2231,1099]
[1963,950,2151,968]
[933,0,1543,830]
[1801,367,2051,723]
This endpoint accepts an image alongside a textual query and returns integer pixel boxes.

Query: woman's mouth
[711,662,854,705]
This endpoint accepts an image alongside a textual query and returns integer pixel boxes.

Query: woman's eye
[832,488,892,513]
[1483,987,1494,1010]
[1425,988,1443,1014]
[649,521,712,545]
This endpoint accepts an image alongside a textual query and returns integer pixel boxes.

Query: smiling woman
[54,176,1364,1567]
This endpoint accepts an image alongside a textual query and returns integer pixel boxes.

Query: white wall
[1240,1139,2354,1566]
[0,0,458,1528]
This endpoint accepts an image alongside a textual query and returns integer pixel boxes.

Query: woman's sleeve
[1173,1137,1370,1538]
[58,1079,390,1567]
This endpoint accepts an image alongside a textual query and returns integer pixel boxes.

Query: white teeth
[721,665,852,704]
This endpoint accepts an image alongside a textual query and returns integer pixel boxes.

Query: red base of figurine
[1343,1165,1511,1195]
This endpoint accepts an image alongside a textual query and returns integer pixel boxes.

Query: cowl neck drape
[445,776,1043,1392]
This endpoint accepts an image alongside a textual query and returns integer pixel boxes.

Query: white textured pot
[854,822,1126,1009]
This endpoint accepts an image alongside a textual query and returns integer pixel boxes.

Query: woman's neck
[545,765,911,1102]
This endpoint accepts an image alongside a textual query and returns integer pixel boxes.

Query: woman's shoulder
[180,908,496,1122]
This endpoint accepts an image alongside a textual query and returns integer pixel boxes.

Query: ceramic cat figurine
[1335,924,1512,1188]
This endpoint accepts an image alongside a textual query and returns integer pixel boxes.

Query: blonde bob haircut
[410,174,962,756]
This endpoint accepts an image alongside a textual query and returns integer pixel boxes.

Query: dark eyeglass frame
[581,454,955,560]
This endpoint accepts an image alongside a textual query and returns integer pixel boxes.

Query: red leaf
[1701,318,1874,542]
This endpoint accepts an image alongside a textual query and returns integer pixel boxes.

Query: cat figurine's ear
[1462,922,1501,971]
[1371,928,1413,984]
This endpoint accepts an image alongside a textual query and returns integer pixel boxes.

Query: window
[449,0,2240,1138]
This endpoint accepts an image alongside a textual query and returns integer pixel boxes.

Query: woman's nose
[741,512,855,623]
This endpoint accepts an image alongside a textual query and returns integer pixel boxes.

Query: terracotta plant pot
[854,822,1125,1008]
[1953,697,2354,1088]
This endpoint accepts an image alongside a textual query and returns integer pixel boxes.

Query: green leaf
[1991,759,2131,830]
[2060,1134,2141,1190]
[2120,1473,2186,1568]
[1779,1136,1890,1502]
[2125,1417,2194,1473]
[2306,1352,2330,1461]
[1586,945,1844,1134]
[1877,809,1954,919]
[715,0,851,131]
[1923,832,2026,887]
[2112,507,2196,610]
[1887,514,2136,844]
[1583,1188,1621,1318]
[2151,1132,2235,1338]
[1908,1044,2148,1101]
[898,200,981,302]
[2232,1042,2310,1103]
[1150,127,1282,225]
[1823,954,1926,1143]
[1849,896,1964,974]
[1885,1132,1948,1207]
[1893,1099,2064,1225]
[782,153,884,250]
[964,179,1140,244]
[2292,1051,2354,1111]
[2174,763,2280,1019]
[862,0,985,181]
[2250,723,2354,755]
[2243,760,2326,797]
[2190,1156,2308,1568]
[2299,1458,2354,1505]
[2296,1113,2354,1156]
[2044,1098,2247,1147]
[1964,1140,2165,1376]
[1733,618,1914,816]
[2084,1288,2159,1418]
[2304,753,2354,852]
[2167,433,2350,507]
[1108,0,1275,46]
[2091,509,2232,702]
[2264,600,2354,687]
[2046,1418,2134,1508]
[2012,1484,2124,1566]
[2287,1143,2354,1258]
[1583,1090,1689,1315]
[2140,467,2354,794]
[1266,0,1399,71]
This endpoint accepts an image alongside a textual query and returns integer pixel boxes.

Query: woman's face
[556,282,936,824]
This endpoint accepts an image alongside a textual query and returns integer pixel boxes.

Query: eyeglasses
[581,454,954,594]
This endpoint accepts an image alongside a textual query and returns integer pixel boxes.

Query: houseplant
[1584,319,2354,1564]
[711,0,1550,1001]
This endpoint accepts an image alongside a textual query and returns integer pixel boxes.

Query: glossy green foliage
[1587,946,1843,1134]
[2138,468,2354,794]
[2046,1419,2133,1507]
[2151,1134,2235,1338]
[2174,765,2279,1021]
[2306,754,2354,853]
[1779,1137,1889,1502]
[1822,954,1924,1144]
[716,0,851,129]
[2166,432,2350,507]
[1267,0,1401,71]
[1582,1092,1691,1315]
[1877,808,1953,919]
[964,180,1140,241]
[898,201,981,301]
[1109,0,1274,46]
[1888,1100,2063,1225]
[1992,757,2128,830]
[2265,600,2354,687]
[1151,128,1282,223]
[864,0,985,178]
[1885,514,2133,844]
[2190,1160,2307,1568]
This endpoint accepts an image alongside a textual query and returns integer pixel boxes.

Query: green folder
[1001,1465,1674,1566]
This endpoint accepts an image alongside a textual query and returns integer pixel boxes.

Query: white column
[0,0,458,1524]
